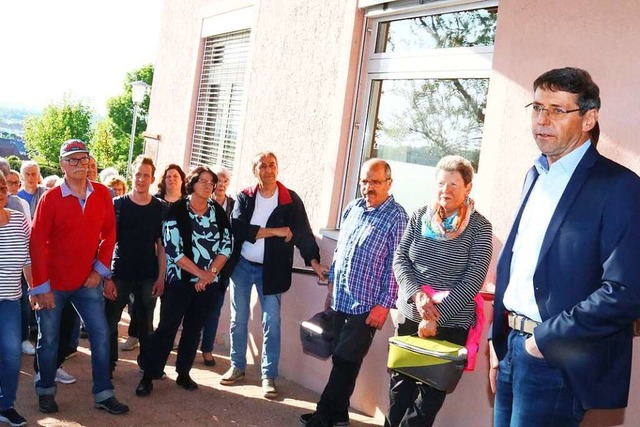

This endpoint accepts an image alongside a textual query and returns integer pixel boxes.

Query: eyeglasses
[359,178,390,187]
[62,157,90,166]
[197,179,216,187]
[7,180,20,186]
[525,102,584,119]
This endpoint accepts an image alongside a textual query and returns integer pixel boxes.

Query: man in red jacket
[30,139,129,416]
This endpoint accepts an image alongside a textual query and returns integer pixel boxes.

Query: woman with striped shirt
[385,156,492,427]
[0,171,32,426]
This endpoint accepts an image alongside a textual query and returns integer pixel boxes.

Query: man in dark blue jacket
[220,151,328,398]
[490,67,640,426]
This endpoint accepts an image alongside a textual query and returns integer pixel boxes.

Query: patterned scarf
[421,197,475,241]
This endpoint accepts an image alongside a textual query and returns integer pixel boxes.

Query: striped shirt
[330,196,408,314]
[393,207,492,328]
[0,209,31,300]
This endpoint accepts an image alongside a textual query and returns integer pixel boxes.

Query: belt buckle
[519,316,526,334]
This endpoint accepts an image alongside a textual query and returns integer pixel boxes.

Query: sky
[0,0,163,115]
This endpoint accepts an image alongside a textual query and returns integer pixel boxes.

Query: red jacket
[30,181,116,292]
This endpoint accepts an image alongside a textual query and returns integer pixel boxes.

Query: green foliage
[23,96,93,167]
[105,64,154,170]
[90,118,127,173]
[6,155,22,172]
[40,164,63,178]
[5,155,61,177]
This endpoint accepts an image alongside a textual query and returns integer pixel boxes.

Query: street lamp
[126,81,151,179]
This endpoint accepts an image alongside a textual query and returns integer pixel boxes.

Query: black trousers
[316,311,376,423]
[127,293,157,338]
[104,278,156,372]
[141,279,217,379]
[384,317,468,427]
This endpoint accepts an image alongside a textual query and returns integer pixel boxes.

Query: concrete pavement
[13,333,384,426]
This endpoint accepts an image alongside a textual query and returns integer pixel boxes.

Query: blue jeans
[0,299,21,410]
[200,274,229,353]
[35,285,114,402]
[229,257,282,379]
[494,330,585,427]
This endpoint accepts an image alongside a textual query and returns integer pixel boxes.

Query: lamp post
[126,81,151,179]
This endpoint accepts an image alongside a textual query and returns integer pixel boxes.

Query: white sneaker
[55,367,77,384]
[21,340,36,355]
[262,378,278,398]
[119,336,139,351]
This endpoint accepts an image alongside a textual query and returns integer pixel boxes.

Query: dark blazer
[492,144,640,410]
[230,181,320,295]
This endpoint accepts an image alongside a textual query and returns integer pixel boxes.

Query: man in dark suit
[489,67,640,426]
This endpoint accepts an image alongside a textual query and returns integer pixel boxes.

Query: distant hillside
[0,105,40,137]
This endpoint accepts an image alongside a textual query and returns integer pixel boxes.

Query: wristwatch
[211,266,218,274]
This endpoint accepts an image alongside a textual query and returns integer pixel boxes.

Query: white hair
[43,175,61,188]
[211,165,231,180]
[20,160,40,176]
[99,167,119,184]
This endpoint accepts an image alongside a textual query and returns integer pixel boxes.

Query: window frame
[337,0,498,222]
[188,6,255,174]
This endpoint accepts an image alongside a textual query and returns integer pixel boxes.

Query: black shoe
[38,395,59,414]
[176,374,198,390]
[0,407,27,426]
[300,412,349,427]
[135,378,153,397]
[202,352,216,366]
[94,396,129,415]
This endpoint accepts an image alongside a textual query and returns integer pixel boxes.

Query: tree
[374,8,497,170]
[23,96,93,167]
[94,64,153,172]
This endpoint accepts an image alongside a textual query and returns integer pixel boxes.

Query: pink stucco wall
[471,1,640,426]
[147,0,640,425]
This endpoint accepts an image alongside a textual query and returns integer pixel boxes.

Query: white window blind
[190,29,250,172]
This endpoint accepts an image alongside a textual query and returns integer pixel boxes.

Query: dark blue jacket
[230,181,320,295]
[492,144,640,409]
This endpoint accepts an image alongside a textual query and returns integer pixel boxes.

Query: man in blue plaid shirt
[301,158,408,427]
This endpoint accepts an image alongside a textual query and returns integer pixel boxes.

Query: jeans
[316,311,376,423]
[142,279,217,378]
[35,285,114,402]
[200,274,229,353]
[229,257,282,379]
[385,317,468,427]
[104,278,156,372]
[0,299,21,410]
[494,330,585,427]
[33,301,78,374]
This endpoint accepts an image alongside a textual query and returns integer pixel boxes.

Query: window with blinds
[190,29,250,172]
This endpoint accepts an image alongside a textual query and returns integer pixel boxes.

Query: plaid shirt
[329,196,408,314]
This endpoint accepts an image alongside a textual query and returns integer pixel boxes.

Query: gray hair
[251,151,278,172]
[43,175,61,188]
[20,160,40,176]
[0,158,9,176]
[362,158,392,179]
[436,155,474,185]
[211,165,231,180]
